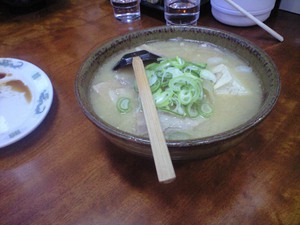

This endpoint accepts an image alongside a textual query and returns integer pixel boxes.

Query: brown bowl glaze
[75,26,280,160]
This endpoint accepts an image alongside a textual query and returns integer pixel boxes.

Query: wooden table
[0,1,299,224]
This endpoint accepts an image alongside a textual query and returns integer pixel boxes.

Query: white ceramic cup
[211,0,276,26]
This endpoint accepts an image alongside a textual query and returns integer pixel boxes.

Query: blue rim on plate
[0,58,53,148]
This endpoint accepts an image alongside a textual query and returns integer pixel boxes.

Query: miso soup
[89,39,263,140]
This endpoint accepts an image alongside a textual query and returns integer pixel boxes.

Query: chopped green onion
[199,103,213,118]
[185,102,199,118]
[147,73,160,92]
[141,56,215,118]
[117,97,131,114]
[153,88,173,108]
[178,89,193,105]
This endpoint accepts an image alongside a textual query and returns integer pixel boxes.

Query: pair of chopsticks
[225,0,284,42]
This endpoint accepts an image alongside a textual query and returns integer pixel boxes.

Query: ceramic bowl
[211,0,276,27]
[75,26,280,160]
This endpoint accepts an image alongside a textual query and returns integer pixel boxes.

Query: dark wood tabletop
[0,0,299,224]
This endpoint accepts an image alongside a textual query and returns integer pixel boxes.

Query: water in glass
[165,0,200,25]
[111,0,141,23]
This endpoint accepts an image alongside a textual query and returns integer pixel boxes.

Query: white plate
[0,58,53,148]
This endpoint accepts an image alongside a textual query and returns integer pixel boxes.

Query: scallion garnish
[117,56,215,118]
[117,97,131,114]
[144,56,215,118]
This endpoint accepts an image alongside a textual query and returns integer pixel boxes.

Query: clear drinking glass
[111,0,141,23]
[164,0,201,25]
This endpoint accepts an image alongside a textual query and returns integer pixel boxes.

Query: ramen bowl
[75,26,280,160]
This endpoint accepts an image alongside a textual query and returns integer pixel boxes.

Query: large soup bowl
[75,26,280,160]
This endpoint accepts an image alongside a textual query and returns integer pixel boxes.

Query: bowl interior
[75,26,280,149]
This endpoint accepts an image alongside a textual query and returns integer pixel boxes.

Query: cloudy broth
[90,40,263,140]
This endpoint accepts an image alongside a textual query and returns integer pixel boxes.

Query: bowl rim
[75,25,281,148]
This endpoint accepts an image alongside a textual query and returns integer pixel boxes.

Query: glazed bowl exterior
[75,26,280,160]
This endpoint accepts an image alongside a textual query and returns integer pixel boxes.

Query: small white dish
[0,58,53,148]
